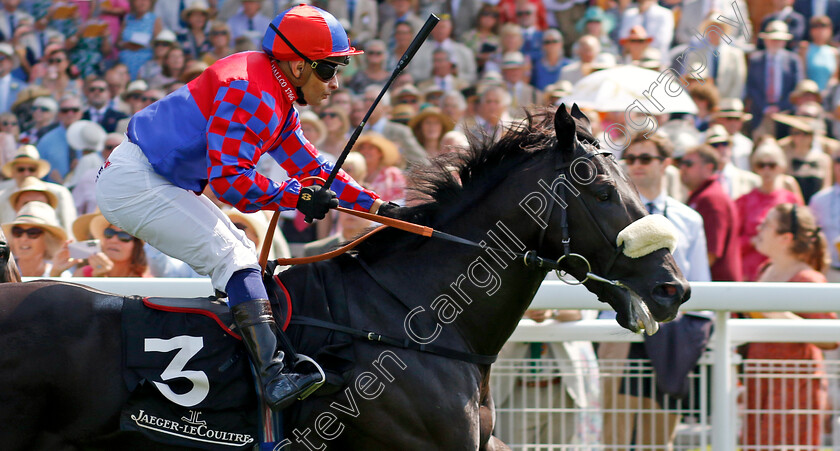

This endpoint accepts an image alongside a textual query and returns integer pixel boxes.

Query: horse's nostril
[653,283,679,299]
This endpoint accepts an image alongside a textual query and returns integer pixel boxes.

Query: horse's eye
[597,191,610,202]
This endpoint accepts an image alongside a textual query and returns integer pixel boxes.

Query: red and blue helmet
[263,4,363,62]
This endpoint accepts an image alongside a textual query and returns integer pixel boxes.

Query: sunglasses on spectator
[11,226,44,239]
[16,166,38,174]
[233,222,248,232]
[543,40,561,45]
[627,39,649,43]
[678,159,696,168]
[269,23,346,82]
[481,11,499,17]
[103,227,133,242]
[367,50,384,56]
[88,86,107,93]
[709,141,729,148]
[209,30,228,36]
[1,120,18,126]
[32,106,52,112]
[755,161,778,169]
[516,10,533,16]
[319,112,339,119]
[126,93,142,100]
[0,55,8,62]
[622,154,663,165]
[833,156,840,164]
[47,58,65,64]
[59,107,81,113]
[154,41,172,47]
[398,97,418,104]
[142,96,160,102]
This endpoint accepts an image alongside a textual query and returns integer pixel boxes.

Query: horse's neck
[373,212,547,356]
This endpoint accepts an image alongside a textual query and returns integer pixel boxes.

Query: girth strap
[288,316,498,365]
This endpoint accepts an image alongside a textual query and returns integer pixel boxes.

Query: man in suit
[705,124,760,199]
[379,0,424,49]
[324,0,378,46]
[793,0,840,38]
[0,0,32,42]
[746,20,804,128]
[410,14,478,84]
[676,0,754,49]
[760,0,808,48]
[677,18,747,100]
[416,49,470,96]
[227,0,272,49]
[81,77,128,134]
[500,51,541,117]
[434,0,483,41]
[516,2,544,65]
[0,43,27,115]
[359,85,428,167]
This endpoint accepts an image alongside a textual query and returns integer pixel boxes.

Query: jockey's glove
[377,201,401,218]
[297,185,338,222]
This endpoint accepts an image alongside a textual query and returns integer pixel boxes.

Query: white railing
[22,277,840,450]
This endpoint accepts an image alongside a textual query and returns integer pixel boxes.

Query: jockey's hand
[376,201,401,218]
[297,185,338,222]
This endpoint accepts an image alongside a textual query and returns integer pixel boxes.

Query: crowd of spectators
[2,0,840,447]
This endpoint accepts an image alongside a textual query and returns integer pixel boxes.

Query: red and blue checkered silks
[126,8,375,214]
[262,5,363,61]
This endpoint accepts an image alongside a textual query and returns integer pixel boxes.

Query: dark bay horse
[0,105,689,450]
[0,229,20,283]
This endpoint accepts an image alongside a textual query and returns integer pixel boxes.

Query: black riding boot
[231,299,323,411]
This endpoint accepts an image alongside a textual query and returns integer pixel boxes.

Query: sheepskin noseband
[616,214,678,258]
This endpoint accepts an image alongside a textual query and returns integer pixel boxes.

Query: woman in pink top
[354,133,406,203]
[736,140,802,281]
[743,203,836,450]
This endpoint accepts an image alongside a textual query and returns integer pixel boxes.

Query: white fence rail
[22,277,840,450]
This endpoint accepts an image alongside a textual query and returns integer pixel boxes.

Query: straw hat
[121,79,149,100]
[714,98,752,121]
[32,96,58,113]
[1,201,67,257]
[789,79,822,103]
[8,176,58,209]
[408,106,455,139]
[66,120,106,153]
[501,51,526,68]
[180,60,209,83]
[88,213,135,243]
[590,52,617,70]
[391,103,414,123]
[619,25,653,45]
[10,85,52,111]
[772,113,821,133]
[394,84,422,102]
[354,132,401,167]
[72,209,100,241]
[1,145,51,179]
[298,110,327,146]
[705,124,731,144]
[181,0,214,22]
[153,29,178,45]
[759,20,793,41]
[226,210,268,249]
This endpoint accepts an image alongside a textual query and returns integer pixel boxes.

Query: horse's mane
[356,109,592,260]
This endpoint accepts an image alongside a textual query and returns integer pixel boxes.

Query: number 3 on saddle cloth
[119,258,355,449]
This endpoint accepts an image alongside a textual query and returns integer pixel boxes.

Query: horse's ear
[570,104,591,132]
[555,103,576,149]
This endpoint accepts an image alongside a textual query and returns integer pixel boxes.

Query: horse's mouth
[600,285,661,336]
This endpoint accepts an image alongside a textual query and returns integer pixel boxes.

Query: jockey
[95,5,396,411]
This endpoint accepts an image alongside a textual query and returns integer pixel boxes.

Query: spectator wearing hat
[500,51,540,117]
[794,0,840,37]
[689,82,720,133]
[390,104,414,125]
[118,0,163,79]
[714,98,755,170]
[318,105,352,158]
[0,44,27,117]
[676,0,753,47]
[775,103,837,202]
[760,0,808,49]
[178,0,214,60]
[0,145,75,234]
[359,85,428,167]
[680,144,743,281]
[202,20,235,65]
[1,201,67,277]
[575,6,618,56]
[348,40,391,95]
[137,29,178,81]
[37,94,84,183]
[82,77,128,134]
[758,79,824,137]
[8,176,59,213]
[227,0,272,49]
[800,16,839,92]
[619,25,653,65]
[64,120,107,214]
[416,49,471,99]
[19,96,59,145]
[560,34,602,84]
[542,80,572,106]
[354,132,406,203]
[409,106,456,158]
[227,209,291,261]
[482,22,523,75]
[412,14,478,84]
[324,0,378,46]
[705,124,761,200]
[531,28,568,91]
[392,84,423,115]
[617,0,673,64]
[70,212,150,278]
[180,60,209,84]
[746,20,804,128]
[114,80,149,134]
[676,16,747,100]
[736,139,803,281]
[379,0,424,50]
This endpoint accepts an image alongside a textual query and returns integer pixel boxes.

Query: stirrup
[292,354,327,401]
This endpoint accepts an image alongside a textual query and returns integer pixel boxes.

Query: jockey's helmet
[263,5,362,66]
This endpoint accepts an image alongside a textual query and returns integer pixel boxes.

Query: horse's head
[541,103,690,333]
[0,229,21,283]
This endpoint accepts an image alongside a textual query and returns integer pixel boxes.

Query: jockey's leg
[96,139,322,410]
[227,269,324,410]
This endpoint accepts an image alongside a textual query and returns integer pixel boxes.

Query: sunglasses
[710,141,730,148]
[47,58,65,64]
[628,38,649,43]
[233,222,248,231]
[142,96,160,102]
[481,11,499,17]
[88,86,107,93]
[1,121,18,126]
[399,97,418,104]
[59,107,81,113]
[32,106,52,112]
[0,55,7,62]
[622,154,663,165]
[103,227,133,242]
[209,30,229,36]
[269,23,346,82]
[154,41,173,47]
[516,10,533,16]
[319,112,339,119]
[678,159,696,168]
[834,157,840,164]
[11,226,44,239]
[367,50,384,56]
[16,166,38,174]
[543,40,561,44]
[755,161,778,169]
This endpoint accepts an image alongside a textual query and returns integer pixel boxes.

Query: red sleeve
[694,196,731,259]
